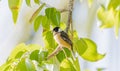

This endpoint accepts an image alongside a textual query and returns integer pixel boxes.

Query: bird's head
[53,27,60,35]
[53,27,60,32]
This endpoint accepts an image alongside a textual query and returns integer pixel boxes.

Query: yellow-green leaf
[73,38,88,55]
[81,38,105,61]
[16,58,36,71]
[43,31,56,52]
[56,48,71,62]
[108,0,120,9]
[88,0,93,7]
[42,16,50,30]
[34,15,43,32]
[114,11,120,38]
[8,43,41,60]
[8,0,23,23]
[25,0,31,6]
[34,0,40,4]
[97,7,115,29]
[60,59,76,71]
[29,3,45,23]
[45,8,61,26]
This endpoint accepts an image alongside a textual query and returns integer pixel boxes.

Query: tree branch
[66,0,74,33]
[47,46,62,60]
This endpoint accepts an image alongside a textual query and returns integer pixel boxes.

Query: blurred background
[0,0,120,71]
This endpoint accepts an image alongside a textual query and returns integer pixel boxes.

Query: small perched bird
[53,27,75,58]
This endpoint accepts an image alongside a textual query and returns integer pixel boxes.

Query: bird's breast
[54,33,71,48]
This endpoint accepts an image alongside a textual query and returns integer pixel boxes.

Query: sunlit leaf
[60,22,66,30]
[43,31,56,52]
[56,48,71,62]
[108,0,120,9]
[25,0,31,6]
[8,43,27,60]
[81,38,105,61]
[15,51,26,59]
[39,51,48,63]
[29,3,45,23]
[74,58,80,71]
[8,0,23,23]
[34,15,42,32]
[73,38,88,55]
[97,68,106,71]
[60,59,76,71]
[8,43,41,60]
[88,0,93,7]
[16,58,36,71]
[42,16,50,30]
[30,50,39,61]
[45,8,61,26]
[0,60,13,71]
[114,11,120,38]
[97,7,115,29]
[52,11,61,26]
[97,6,120,37]
[34,0,40,5]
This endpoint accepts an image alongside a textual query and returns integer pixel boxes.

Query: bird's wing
[60,31,73,48]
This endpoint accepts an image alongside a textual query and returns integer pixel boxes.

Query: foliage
[0,0,113,71]
[97,0,120,38]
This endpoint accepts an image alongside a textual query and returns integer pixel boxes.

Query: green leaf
[97,68,106,71]
[56,48,71,62]
[81,38,105,61]
[43,31,56,52]
[74,58,80,71]
[97,7,115,29]
[52,11,61,26]
[8,43,27,60]
[0,60,13,71]
[30,50,39,61]
[73,38,88,55]
[42,16,50,30]
[30,50,48,63]
[97,6,120,37]
[25,0,31,6]
[29,3,45,23]
[8,43,41,60]
[8,0,23,23]
[38,51,48,63]
[114,11,120,38]
[45,8,61,26]
[108,0,120,9]
[34,15,43,32]
[15,51,26,59]
[34,0,40,4]
[60,59,76,71]
[88,0,93,7]
[16,58,36,71]
[60,22,66,30]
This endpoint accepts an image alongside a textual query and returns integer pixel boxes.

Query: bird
[52,27,75,58]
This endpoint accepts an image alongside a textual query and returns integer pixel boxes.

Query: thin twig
[47,46,62,60]
[40,1,68,13]
[40,1,52,8]
[66,0,74,33]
